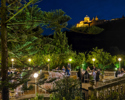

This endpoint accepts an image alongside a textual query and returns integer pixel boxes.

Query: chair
[84,74,89,83]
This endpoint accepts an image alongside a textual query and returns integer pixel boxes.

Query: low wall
[42,71,78,76]
[42,71,116,77]
[104,71,115,79]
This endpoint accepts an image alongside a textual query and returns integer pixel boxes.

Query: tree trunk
[1,0,9,100]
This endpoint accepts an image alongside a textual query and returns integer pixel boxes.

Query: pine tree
[0,0,71,100]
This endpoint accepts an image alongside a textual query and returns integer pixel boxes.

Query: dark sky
[39,0,125,25]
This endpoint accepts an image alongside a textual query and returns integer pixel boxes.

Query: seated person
[115,68,121,77]
[55,67,60,70]
[93,66,97,71]
[96,69,100,87]
[77,68,82,80]
[84,68,90,82]
[121,68,124,74]
[62,66,65,72]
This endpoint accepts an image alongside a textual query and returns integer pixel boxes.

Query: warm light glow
[48,59,50,61]
[69,59,72,61]
[76,15,99,27]
[76,15,92,27]
[11,59,14,62]
[34,73,38,78]
[92,58,95,62]
[115,68,117,70]
[28,58,31,62]
[118,58,122,61]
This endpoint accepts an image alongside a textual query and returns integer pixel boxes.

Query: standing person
[121,68,124,74]
[93,66,97,71]
[115,68,121,77]
[92,70,96,80]
[8,70,11,75]
[66,66,70,76]
[67,62,71,69]
[96,69,100,87]
[67,62,71,74]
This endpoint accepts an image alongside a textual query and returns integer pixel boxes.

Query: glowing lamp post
[118,58,122,70]
[11,59,14,68]
[28,58,31,69]
[34,73,38,95]
[28,58,31,62]
[69,59,72,75]
[48,59,50,72]
[69,59,72,62]
[92,58,95,67]
[28,58,31,65]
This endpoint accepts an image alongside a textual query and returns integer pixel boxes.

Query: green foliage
[87,26,104,34]
[22,84,33,91]
[25,93,44,100]
[115,63,119,69]
[52,32,71,54]
[89,91,125,100]
[42,9,71,32]
[75,53,86,69]
[87,47,117,71]
[71,26,104,34]
[49,95,83,100]
[49,94,59,100]
[50,77,83,100]
[71,26,88,33]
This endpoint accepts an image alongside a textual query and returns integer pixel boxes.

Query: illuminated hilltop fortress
[76,15,104,27]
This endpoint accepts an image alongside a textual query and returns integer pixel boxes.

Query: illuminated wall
[76,15,100,27]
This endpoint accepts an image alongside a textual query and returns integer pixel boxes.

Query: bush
[25,94,44,100]
[50,77,83,100]
[89,91,125,100]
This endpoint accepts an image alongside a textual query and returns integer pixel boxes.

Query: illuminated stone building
[76,15,105,27]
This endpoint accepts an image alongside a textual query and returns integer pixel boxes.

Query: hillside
[66,18,125,55]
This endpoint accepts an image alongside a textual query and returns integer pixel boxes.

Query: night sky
[39,0,125,25]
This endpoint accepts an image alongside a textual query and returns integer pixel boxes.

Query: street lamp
[48,59,50,72]
[28,58,31,69]
[92,58,95,67]
[118,58,122,70]
[69,59,72,62]
[48,59,50,62]
[28,58,31,62]
[69,59,72,75]
[34,73,38,95]
[11,59,14,68]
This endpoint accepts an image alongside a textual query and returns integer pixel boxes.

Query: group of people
[78,66,100,87]
[55,63,71,76]
[115,68,125,77]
